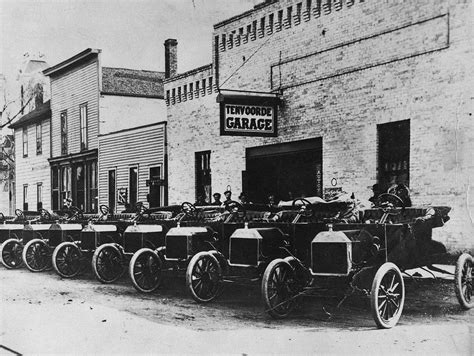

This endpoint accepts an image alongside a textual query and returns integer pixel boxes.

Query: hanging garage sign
[217,90,279,137]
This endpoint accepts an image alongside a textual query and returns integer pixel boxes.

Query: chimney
[164,39,177,78]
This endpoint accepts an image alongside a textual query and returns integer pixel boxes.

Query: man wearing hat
[211,193,222,206]
[222,190,232,207]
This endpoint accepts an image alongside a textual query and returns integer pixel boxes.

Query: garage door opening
[245,138,322,204]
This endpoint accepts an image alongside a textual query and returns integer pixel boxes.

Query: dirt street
[0,266,472,354]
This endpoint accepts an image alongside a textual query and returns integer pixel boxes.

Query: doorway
[148,166,162,208]
[245,138,322,204]
[377,120,410,191]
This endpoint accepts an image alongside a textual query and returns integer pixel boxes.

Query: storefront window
[52,168,59,210]
[60,166,71,203]
[75,164,85,211]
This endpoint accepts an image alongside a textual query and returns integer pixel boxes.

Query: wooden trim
[43,49,101,77]
[98,121,167,137]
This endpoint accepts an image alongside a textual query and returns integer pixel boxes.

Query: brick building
[165,0,473,251]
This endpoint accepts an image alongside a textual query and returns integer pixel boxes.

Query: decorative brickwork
[166,0,473,252]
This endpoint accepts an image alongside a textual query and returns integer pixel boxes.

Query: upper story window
[22,127,28,157]
[60,110,68,155]
[36,122,42,155]
[80,103,88,151]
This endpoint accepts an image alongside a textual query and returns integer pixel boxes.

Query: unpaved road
[0,265,472,354]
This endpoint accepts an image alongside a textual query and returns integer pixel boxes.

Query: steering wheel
[292,198,313,218]
[375,193,405,208]
[68,206,83,220]
[39,208,51,220]
[99,205,110,216]
[181,202,197,214]
[15,209,25,219]
[224,200,245,213]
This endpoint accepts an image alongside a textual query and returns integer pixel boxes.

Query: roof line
[102,66,165,74]
[98,120,167,137]
[100,91,164,99]
[163,63,213,84]
[43,48,101,76]
[213,0,278,29]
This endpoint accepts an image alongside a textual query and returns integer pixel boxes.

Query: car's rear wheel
[370,262,405,329]
[53,242,82,278]
[23,239,52,272]
[92,244,124,283]
[454,253,473,309]
[262,258,298,319]
[186,251,222,303]
[129,248,163,293]
[0,238,24,269]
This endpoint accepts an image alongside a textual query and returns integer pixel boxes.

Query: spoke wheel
[371,262,405,329]
[92,244,124,283]
[262,259,299,319]
[0,239,24,269]
[53,242,83,278]
[129,248,163,293]
[454,253,474,310]
[186,252,222,303]
[23,239,52,272]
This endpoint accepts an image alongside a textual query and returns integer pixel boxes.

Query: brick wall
[166,0,473,252]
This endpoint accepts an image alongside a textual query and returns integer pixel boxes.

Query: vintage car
[91,203,186,284]
[127,202,231,293]
[258,194,472,328]
[21,207,87,272]
[184,200,317,302]
[50,205,120,278]
[0,209,55,269]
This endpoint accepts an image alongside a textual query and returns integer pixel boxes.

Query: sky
[0,0,259,83]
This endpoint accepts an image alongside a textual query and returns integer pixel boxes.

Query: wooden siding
[14,119,52,210]
[50,57,99,158]
[98,123,166,213]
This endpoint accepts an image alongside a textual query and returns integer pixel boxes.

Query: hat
[213,193,221,198]
[224,190,232,195]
